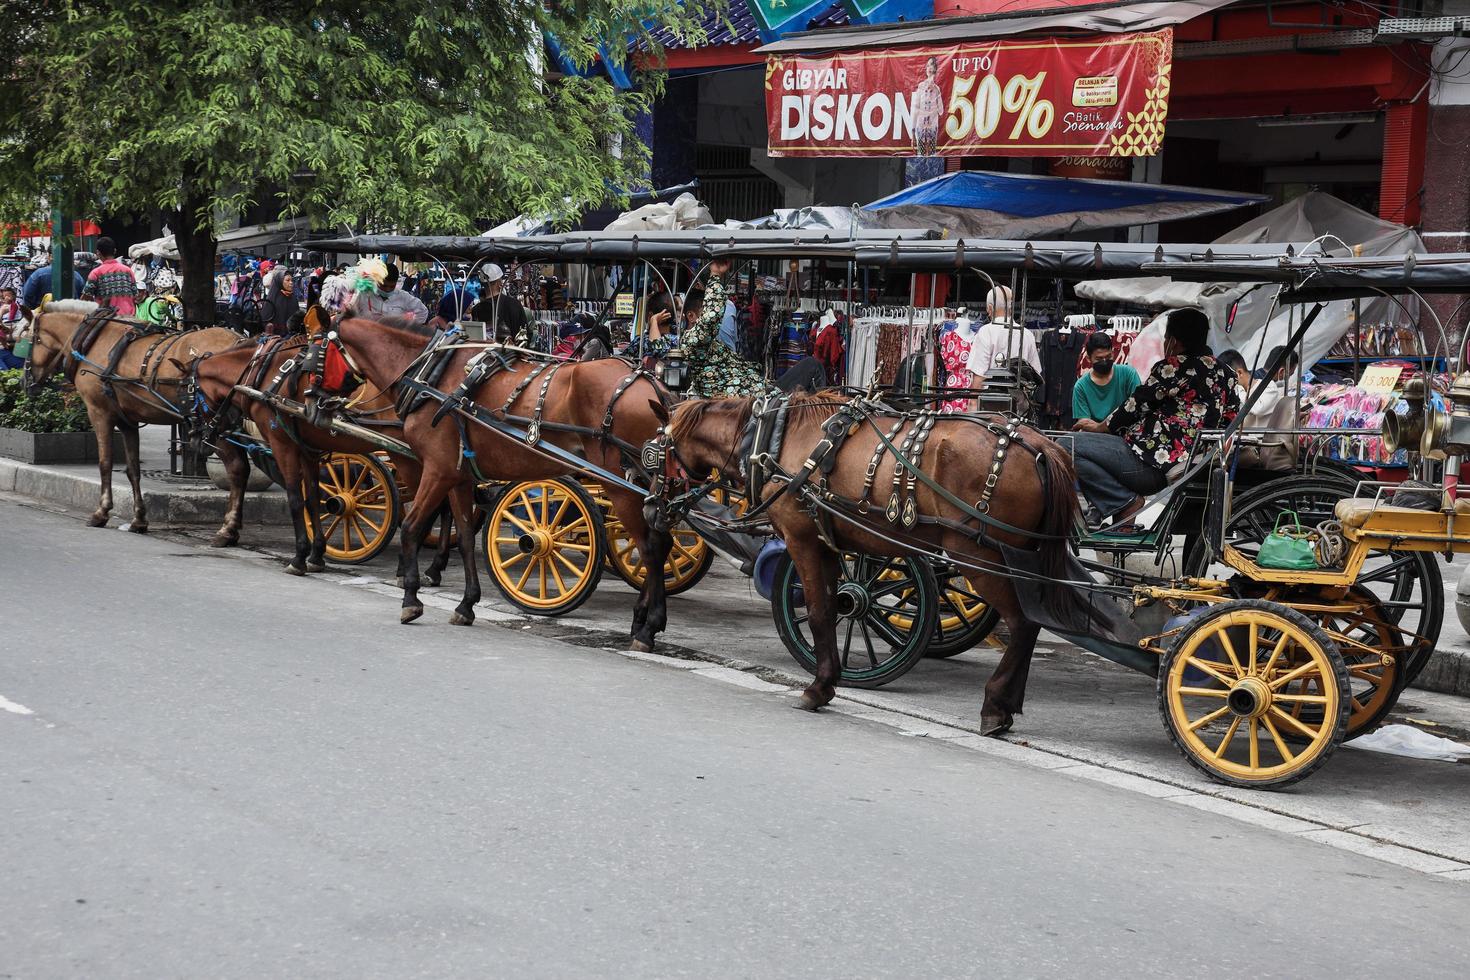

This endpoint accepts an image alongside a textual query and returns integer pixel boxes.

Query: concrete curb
[0,456,290,525]
[1414,648,1470,699]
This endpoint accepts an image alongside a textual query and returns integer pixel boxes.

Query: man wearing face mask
[1069,308,1239,527]
[1072,332,1140,425]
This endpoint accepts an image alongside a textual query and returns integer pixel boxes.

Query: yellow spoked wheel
[604,515,714,595]
[306,452,401,564]
[1159,599,1350,789]
[483,478,605,615]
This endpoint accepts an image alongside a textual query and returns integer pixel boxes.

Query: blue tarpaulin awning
[860,170,1266,238]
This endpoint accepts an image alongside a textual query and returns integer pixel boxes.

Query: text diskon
[765,30,1173,158]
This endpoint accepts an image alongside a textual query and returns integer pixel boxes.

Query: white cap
[483,264,504,283]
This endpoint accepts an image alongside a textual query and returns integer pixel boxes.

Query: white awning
[215,216,315,252]
[756,0,1240,54]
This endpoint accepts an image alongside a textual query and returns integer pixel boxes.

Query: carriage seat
[1334,496,1470,530]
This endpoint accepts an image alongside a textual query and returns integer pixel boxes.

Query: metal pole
[50,202,73,300]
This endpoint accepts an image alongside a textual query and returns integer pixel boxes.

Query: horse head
[23,299,98,393]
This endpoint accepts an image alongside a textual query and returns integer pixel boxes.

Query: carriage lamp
[1442,371,1470,459]
[1383,377,1429,454]
[660,348,691,392]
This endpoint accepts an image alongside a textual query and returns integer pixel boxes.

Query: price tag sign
[613,293,634,317]
[1359,364,1404,394]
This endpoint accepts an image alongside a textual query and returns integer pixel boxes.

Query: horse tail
[1033,436,1085,620]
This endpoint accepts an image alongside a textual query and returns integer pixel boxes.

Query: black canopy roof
[1138,252,1470,300]
[301,228,937,264]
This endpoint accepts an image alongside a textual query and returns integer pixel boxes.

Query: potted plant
[0,368,124,464]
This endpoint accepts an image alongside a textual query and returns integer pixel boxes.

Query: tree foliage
[0,1,714,236]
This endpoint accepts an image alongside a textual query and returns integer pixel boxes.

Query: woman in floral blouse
[1069,308,1240,526]
[646,259,765,398]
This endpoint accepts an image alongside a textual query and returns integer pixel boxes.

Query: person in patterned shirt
[646,258,764,397]
[1069,308,1239,526]
[81,237,139,317]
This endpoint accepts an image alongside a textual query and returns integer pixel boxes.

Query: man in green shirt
[1072,331,1140,426]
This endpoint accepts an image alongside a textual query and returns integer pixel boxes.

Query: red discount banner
[765,30,1173,158]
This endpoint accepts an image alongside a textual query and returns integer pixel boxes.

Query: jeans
[0,348,23,371]
[1066,432,1167,517]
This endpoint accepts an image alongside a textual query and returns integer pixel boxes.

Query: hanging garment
[848,318,881,388]
[812,319,846,386]
[939,319,979,413]
[1039,329,1086,428]
[875,322,904,386]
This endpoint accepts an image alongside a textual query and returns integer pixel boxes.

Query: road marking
[0,694,35,716]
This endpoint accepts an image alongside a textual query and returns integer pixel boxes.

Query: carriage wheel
[483,478,605,616]
[305,452,401,564]
[1159,599,1351,788]
[926,575,1000,658]
[1289,590,1406,741]
[771,553,938,689]
[605,515,715,595]
[1193,475,1442,683]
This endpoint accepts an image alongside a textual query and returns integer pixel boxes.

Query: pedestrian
[81,237,140,317]
[468,265,529,342]
[0,286,26,369]
[263,266,300,335]
[966,286,1042,401]
[348,260,429,324]
[20,261,86,310]
[1072,331,1141,425]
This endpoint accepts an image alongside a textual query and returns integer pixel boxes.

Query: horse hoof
[284,563,306,577]
[449,611,474,627]
[400,605,424,624]
[980,714,1013,737]
[87,515,108,528]
[794,691,826,712]
[127,523,149,535]
[424,572,442,587]
[210,534,238,548]
[306,562,326,573]
[628,638,654,653]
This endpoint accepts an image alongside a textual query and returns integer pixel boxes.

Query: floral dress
[647,277,764,397]
[939,322,976,413]
[1106,353,1241,470]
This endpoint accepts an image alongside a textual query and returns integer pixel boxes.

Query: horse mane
[342,312,436,338]
[42,299,99,315]
[668,397,752,445]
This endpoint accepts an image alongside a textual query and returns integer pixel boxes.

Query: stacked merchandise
[1325,322,1420,358]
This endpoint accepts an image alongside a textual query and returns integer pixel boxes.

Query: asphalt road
[4,495,1470,978]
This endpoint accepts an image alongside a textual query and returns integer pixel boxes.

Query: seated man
[1070,308,1240,526]
[1072,331,1140,426]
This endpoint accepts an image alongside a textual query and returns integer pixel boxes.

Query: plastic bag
[1345,724,1470,762]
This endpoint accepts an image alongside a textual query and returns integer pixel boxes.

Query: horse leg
[210,440,250,547]
[446,484,480,626]
[302,457,329,572]
[423,503,452,587]
[974,580,1037,736]
[84,403,116,527]
[274,447,313,576]
[395,513,438,588]
[790,538,842,711]
[398,470,456,624]
[119,423,148,533]
[607,489,673,651]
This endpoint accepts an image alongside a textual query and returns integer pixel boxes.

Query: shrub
[0,369,91,432]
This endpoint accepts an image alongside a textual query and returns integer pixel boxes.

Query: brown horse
[319,317,675,647]
[22,300,250,542]
[193,333,453,579]
[656,393,1082,734]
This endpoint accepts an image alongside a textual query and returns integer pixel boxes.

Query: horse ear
[649,399,670,424]
[168,357,189,373]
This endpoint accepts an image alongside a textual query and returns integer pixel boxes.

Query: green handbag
[1257,511,1320,570]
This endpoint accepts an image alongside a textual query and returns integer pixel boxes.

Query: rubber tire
[306,452,402,565]
[770,553,939,689]
[1189,473,1443,682]
[482,478,606,616]
[1157,598,1351,789]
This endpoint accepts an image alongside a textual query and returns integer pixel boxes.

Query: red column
[1380,99,1428,226]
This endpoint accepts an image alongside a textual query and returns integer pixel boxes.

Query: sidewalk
[0,424,289,526]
